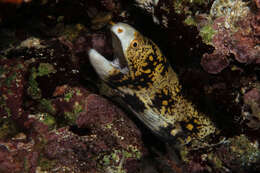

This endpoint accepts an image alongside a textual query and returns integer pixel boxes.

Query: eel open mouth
[88,23,136,79]
[111,31,128,70]
[110,22,137,73]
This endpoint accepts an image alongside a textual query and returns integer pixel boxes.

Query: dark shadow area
[69,125,92,136]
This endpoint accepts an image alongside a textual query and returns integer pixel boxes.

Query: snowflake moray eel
[88,23,216,145]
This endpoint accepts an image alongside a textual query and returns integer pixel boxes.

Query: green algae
[64,91,73,102]
[40,113,56,129]
[126,145,142,160]
[64,102,83,125]
[39,99,56,115]
[27,63,56,100]
[27,67,42,99]
[179,146,189,162]
[42,113,56,129]
[75,88,82,96]
[184,16,197,26]
[37,63,56,77]
[99,145,142,172]
[199,24,216,45]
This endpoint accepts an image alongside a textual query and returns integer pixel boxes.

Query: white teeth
[88,49,115,80]
[120,67,129,74]
[111,57,120,68]
[111,57,129,74]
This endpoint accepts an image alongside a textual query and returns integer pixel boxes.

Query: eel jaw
[88,23,136,80]
[88,49,115,80]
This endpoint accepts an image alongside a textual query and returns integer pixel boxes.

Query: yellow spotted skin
[107,31,216,145]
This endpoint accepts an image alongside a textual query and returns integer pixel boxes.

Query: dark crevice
[69,125,92,136]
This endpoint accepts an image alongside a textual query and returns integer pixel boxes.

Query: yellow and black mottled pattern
[150,86,177,115]
[108,32,169,90]
[107,30,216,145]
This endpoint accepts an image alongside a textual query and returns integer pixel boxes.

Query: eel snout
[88,23,136,79]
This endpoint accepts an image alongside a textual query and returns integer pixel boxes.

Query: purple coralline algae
[243,88,260,129]
[0,0,260,172]
[200,0,260,73]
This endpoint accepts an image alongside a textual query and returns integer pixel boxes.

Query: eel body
[88,23,216,145]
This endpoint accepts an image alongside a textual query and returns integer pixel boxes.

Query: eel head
[88,22,175,140]
[88,23,216,144]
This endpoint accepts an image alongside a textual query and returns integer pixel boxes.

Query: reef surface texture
[0,0,260,172]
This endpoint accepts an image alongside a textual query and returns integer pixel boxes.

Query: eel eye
[131,40,138,48]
